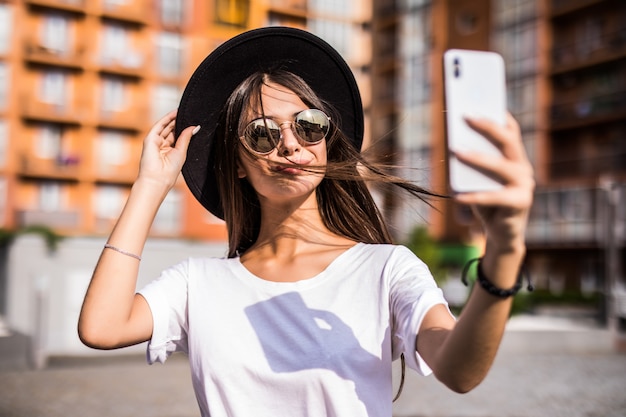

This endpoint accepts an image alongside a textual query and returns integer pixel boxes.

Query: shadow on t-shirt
[244,291,388,414]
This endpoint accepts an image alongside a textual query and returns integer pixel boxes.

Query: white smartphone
[443,49,507,193]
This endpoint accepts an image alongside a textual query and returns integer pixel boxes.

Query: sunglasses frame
[240,108,331,155]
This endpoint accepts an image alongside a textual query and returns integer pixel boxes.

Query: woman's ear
[237,162,247,179]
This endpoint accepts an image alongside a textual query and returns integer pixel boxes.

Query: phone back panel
[443,49,507,193]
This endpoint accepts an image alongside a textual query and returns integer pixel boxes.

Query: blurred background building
[0,0,624,365]
[374,0,625,338]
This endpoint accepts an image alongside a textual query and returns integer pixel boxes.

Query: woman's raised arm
[78,111,197,349]
[416,113,535,393]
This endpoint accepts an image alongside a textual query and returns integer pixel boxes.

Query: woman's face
[237,81,327,209]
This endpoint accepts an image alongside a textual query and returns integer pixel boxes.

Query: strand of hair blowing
[317,134,444,245]
[213,70,444,257]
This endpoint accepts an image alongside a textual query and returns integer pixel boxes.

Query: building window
[0,177,6,226]
[36,124,63,159]
[101,77,127,113]
[39,182,63,212]
[153,189,181,233]
[39,70,68,106]
[214,0,249,27]
[101,24,143,69]
[160,0,184,26]
[152,84,180,122]
[94,185,125,219]
[104,0,129,9]
[309,0,350,17]
[101,24,127,64]
[40,14,71,55]
[0,63,8,110]
[157,32,183,77]
[0,4,12,55]
[308,19,351,57]
[0,120,7,168]
[97,130,128,167]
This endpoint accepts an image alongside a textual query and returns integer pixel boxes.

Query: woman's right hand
[137,110,198,189]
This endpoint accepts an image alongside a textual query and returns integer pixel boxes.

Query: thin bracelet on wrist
[104,243,142,261]
[461,257,533,298]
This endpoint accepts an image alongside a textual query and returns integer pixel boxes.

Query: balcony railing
[550,153,626,179]
[550,0,606,16]
[21,97,85,125]
[16,208,80,229]
[98,107,147,132]
[19,153,81,180]
[552,28,626,73]
[98,51,146,78]
[270,0,306,11]
[527,186,626,245]
[101,0,148,25]
[25,0,86,14]
[23,40,86,70]
[550,90,626,128]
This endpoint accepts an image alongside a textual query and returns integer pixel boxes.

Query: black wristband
[461,258,533,298]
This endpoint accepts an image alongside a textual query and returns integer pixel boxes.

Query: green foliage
[404,226,445,283]
[0,225,64,252]
[404,226,534,316]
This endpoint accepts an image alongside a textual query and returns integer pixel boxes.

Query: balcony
[21,97,85,126]
[552,29,626,74]
[100,0,148,25]
[98,108,147,132]
[95,160,138,185]
[98,52,146,78]
[23,40,86,70]
[550,0,606,17]
[16,208,81,229]
[18,153,81,181]
[526,187,605,246]
[269,0,306,15]
[527,185,626,246]
[374,0,398,19]
[550,90,626,130]
[25,0,86,14]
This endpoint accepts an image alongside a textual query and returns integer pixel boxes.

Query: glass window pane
[0,4,12,54]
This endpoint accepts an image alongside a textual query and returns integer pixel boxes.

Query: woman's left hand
[452,113,535,250]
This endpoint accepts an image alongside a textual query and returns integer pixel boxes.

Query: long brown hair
[212,70,440,258]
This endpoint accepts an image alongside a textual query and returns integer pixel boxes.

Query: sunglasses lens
[295,109,330,143]
[243,118,280,153]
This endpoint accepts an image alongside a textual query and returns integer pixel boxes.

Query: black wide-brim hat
[175,26,364,219]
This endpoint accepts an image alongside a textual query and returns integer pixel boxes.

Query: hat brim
[175,26,364,220]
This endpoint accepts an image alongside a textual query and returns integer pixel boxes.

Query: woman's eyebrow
[250,109,306,120]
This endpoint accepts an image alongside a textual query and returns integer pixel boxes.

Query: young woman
[78,28,534,417]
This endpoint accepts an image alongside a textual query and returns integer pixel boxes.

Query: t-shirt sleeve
[137,259,190,364]
[387,245,454,376]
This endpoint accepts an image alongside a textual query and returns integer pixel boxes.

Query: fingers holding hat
[146,110,177,147]
[138,110,199,189]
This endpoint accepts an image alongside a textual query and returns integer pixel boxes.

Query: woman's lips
[271,159,312,175]
[272,164,306,175]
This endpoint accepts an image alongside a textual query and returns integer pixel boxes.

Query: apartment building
[525,0,625,322]
[384,0,625,319]
[0,0,373,242]
[0,0,378,361]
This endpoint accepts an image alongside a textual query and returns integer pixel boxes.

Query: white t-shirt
[139,243,450,417]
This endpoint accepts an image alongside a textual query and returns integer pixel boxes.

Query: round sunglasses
[241,108,331,154]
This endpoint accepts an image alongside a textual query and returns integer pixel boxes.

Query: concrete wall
[4,235,227,364]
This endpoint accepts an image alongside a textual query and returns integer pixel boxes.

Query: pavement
[0,309,625,417]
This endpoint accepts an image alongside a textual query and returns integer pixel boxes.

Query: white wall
[5,235,227,362]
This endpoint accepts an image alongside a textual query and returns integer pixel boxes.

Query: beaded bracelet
[104,243,142,261]
[461,257,533,298]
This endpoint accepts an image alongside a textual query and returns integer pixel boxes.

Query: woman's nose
[277,122,301,155]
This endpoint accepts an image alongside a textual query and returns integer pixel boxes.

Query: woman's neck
[250,192,351,258]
